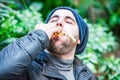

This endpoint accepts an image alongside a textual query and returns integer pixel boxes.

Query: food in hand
[52,31,76,42]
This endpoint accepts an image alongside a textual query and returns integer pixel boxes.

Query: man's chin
[47,42,63,54]
[48,38,73,54]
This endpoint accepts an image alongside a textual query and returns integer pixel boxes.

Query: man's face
[47,9,80,55]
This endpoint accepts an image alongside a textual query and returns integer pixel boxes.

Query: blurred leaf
[109,14,118,26]
[30,2,43,11]
[0,4,43,50]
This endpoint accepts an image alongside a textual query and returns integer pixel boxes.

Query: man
[0,6,96,80]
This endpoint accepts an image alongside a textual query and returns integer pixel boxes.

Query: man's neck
[45,49,75,60]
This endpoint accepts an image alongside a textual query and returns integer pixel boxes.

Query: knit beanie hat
[45,6,89,54]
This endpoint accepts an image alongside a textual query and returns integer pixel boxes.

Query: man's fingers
[34,23,60,39]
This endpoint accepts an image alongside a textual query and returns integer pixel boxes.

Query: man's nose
[56,21,63,28]
[56,22,62,26]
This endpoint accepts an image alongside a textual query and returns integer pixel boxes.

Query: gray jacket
[0,30,96,80]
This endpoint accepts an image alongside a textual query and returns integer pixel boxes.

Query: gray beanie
[45,6,89,54]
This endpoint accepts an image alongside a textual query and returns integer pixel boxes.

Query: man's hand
[35,23,60,39]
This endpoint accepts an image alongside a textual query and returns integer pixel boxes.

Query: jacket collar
[35,51,67,80]
[42,65,67,80]
[35,51,92,80]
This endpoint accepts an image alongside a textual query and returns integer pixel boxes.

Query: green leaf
[109,14,118,26]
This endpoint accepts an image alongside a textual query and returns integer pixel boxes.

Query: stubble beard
[47,37,75,55]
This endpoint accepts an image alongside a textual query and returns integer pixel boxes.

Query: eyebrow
[50,15,75,23]
[50,15,59,19]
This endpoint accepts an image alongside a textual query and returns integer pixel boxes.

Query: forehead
[51,9,76,19]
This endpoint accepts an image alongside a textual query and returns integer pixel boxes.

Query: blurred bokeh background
[0,0,120,79]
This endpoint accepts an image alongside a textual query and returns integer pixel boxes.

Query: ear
[77,39,80,44]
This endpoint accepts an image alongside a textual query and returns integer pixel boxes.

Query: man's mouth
[52,31,76,43]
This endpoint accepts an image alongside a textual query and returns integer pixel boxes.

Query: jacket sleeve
[0,30,50,79]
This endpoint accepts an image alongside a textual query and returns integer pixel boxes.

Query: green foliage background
[0,0,120,80]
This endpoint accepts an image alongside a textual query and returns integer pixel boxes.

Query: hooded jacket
[0,30,96,80]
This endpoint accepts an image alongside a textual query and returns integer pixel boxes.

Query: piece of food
[62,32,76,42]
[52,31,76,42]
